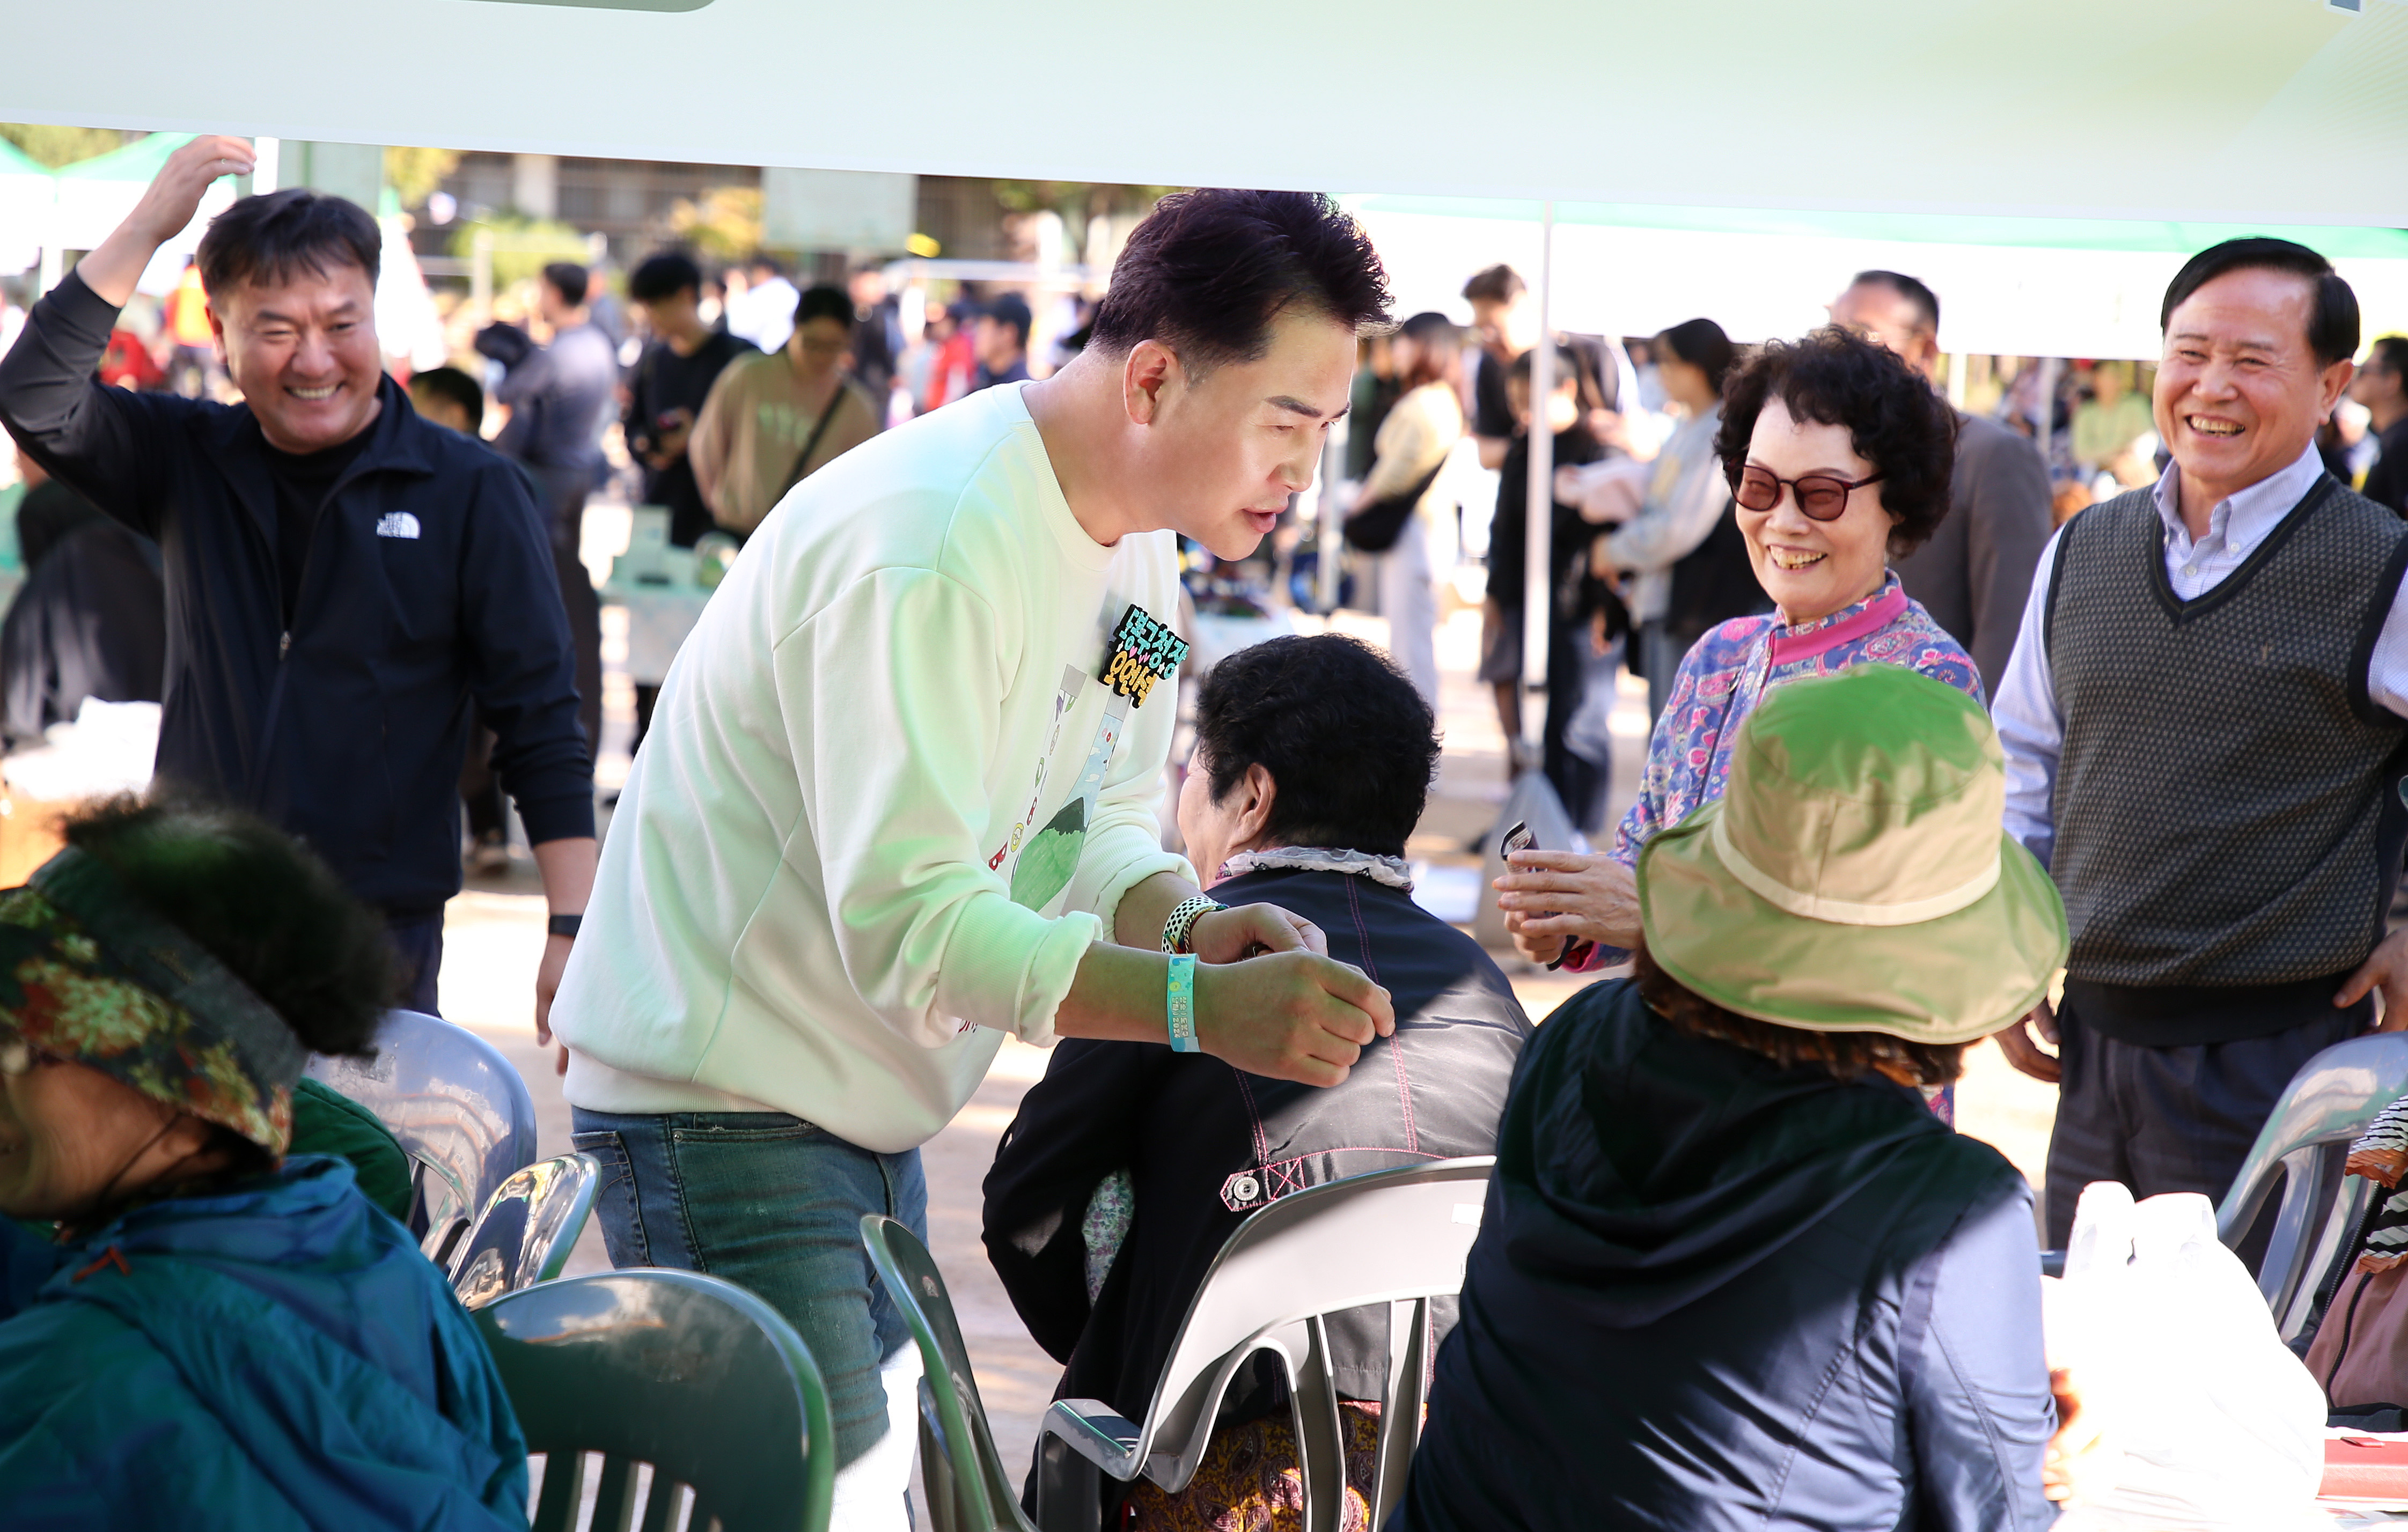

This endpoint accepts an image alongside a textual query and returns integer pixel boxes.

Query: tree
[666,186,763,265]
[0,123,138,168]
[384,147,460,210]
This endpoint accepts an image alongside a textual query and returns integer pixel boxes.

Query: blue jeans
[569,1108,928,1470]
[385,913,443,1015]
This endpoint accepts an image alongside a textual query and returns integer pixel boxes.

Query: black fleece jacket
[0,272,592,915]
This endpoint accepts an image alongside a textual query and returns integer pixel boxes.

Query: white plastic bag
[2047,1182,2328,1530]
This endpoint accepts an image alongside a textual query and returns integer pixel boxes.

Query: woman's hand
[2043,1365,2116,1505]
[1188,902,1327,961]
[1494,850,1641,955]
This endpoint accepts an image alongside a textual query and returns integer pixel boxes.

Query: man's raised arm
[0,135,255,531]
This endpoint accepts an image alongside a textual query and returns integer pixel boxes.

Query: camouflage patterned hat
[0,847,305,1154]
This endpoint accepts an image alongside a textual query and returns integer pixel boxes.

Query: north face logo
[375,511,422,540]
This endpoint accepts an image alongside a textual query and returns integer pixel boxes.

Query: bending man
[549,189,1397,1528]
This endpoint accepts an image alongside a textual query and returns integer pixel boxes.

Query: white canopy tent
[7,0,2406,226]
[10,0,2407,745]
[1353,198,2408,362]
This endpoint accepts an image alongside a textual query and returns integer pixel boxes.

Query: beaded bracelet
[1161,894,1226,955]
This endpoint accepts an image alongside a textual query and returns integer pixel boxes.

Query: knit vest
[2046,476,2408,1044]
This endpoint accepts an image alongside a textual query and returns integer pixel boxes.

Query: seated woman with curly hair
[1493,330,1980,1108]
[0,797,526,1530]
[1396,665,2073,1532]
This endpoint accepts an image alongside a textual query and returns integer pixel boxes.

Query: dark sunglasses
[1732,464,1884,522]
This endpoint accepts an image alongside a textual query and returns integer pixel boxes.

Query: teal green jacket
[0,1155,528,1529]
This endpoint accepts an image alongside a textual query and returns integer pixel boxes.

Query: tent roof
[1348,196,2408,263]
[55,132,194,182]
[0,137,48,178]
[8,1,2408,226]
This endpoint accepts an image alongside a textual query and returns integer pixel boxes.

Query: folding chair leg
[919,1378,962,1532]
[1371,1297,1429,1527]
[1034,1433,1103,1532]
[1289,1315,1349,1532]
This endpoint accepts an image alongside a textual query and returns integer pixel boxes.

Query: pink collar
[1765,581,1909,667]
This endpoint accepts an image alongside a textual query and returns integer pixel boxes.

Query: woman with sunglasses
[1496,330,1976,1052]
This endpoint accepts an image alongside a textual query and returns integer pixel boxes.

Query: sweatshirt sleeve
[780,567,1102,1049]
[0,271,193,539]
[1905,1177,2059,1531]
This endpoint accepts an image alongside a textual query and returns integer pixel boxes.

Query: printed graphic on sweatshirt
[1102,604,1189,706]
[993,604,1187,912]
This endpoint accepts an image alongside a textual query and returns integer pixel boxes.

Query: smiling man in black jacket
[0,135,594,1026]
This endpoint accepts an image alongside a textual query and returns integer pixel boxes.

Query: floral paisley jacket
[1576,574,1983,971]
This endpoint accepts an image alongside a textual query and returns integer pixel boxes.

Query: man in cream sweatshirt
[550,189,1398,1525]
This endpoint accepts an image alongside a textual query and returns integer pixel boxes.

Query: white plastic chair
[1033,1157,1496,1532]
[306,1008,539,1267]
[2217,1032,2408,1341]
[449,1152,601,1309]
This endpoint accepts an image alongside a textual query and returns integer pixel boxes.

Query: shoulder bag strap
[777,383,853,499]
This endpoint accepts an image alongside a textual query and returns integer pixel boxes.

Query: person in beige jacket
[1353,311,1464,705]
[690,282,883,535]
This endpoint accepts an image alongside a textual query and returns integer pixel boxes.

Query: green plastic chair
[859,1214,1039,1532]
[475,1270,835,1532]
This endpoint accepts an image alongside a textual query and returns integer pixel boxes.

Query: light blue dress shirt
[1993,442,2408,868]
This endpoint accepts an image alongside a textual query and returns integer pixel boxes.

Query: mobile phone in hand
[1499,820,1580,970]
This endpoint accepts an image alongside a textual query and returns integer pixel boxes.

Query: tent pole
[1520,201,1555,755]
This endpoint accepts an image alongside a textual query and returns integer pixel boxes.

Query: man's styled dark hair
[196,188,381,298]
[1655,316,1737,394]
[2366,334,2408,381]
[1715,327,1958,555]
[2161,237,2359,367]
[62,796,391,1059]
[1849,270,1940,334]
[1192,634,1438,859]
[408,365,484,428]
[542,262,590,308]
[1088,189,1391,373]
[794,283,853,329]
[1461,263,1525,306]
[1634,942,1964,1086]
[629,249,703,303]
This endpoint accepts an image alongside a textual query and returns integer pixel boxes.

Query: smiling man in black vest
[1989,238,2408,1248]
[0,135,595,1025]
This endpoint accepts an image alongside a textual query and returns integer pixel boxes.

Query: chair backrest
[2217,1032,2408,1339]
[860,1214,1037,1532]
[475,1269,834,1532]
[306,1008,539,1265]
[1134,1158,1493,1499]
[450,1152,600,1310]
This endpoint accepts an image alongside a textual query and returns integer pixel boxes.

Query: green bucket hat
[1636,664,2067,1044]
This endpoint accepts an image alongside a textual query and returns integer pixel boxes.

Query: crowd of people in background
[7,130,2408,1532]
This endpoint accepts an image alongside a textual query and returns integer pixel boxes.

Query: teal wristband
[1166,953,1200,1054]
